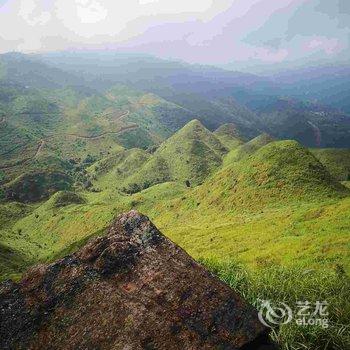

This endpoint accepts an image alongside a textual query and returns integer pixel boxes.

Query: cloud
[306,37,342,55]
[0,0,349,67]
[19,0,51,26]
[75,0,107,24]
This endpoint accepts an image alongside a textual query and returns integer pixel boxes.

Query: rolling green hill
[213,123,245,149]
[1,123,349,350]
[3,171,73,203]
[123,120,228,192]
[311,148,350,181]
[0,80,204,190]
[1,133,349,277]
[212,140,348,210]
[224,132,274,165]
[148,141,350,273]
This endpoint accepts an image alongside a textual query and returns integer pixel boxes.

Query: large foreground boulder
[0,211,273,350]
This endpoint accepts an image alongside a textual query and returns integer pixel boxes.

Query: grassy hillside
[88,148,151,191]
[311,148,350,181]
[0,82,205,188]
[218,140,347,210]
[123,120,228,192]
[2,137,348,276]
[224,132,274,165]
[141,140,350,272]
[3,171,73,203]
[0,242,33,281]
[1,53,350,350]
[0,132,349,350]
[213,123,245,149]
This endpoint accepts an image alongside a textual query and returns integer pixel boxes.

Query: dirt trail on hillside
[100,109,130,120]
[47,110,134,140]
[65,123,138,140]
[307,121,322,146]
[0,111,138,170]
[34,140,45,158]
[0,140,44,170]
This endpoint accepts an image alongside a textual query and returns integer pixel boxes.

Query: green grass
[203,259,350,350]
[0,201,33,229]
[123,120,228,192]
[154,198,350,272]
[46,191,86,208]
[224,132,274,165]
[214,123,245,149]
[1,137,349,276]
[0,117,349,350]
[311,148,350,181]
[146,140,350,272]
[3,170,73,203]
[198,140,348,213]
[89,148,151,191]
[0,242,33,281]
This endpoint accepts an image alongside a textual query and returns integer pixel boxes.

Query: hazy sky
[0,0,349,69]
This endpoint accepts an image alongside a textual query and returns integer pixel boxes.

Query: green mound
[214,123,245,149]
[0,242,32,281]
[123,156,171,194]
[224,133,274,165]
[3,171,73,203]
[123,120,228,193]
[92,148,150,178]
[0,202,31,228]
[343,181,350,189]
[47,191,86,208]
[89,148,151,190]
[199,140,349,211]
[311,148,350,181]
[116,127,157,150]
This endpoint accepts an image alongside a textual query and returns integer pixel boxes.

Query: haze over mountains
[1,52,350,150]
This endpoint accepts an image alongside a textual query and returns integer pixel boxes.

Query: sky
[0,0,349,71]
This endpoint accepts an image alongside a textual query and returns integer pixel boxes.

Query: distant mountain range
[1,52,350,148]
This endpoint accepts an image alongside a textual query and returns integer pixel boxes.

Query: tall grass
[202,259,350,350]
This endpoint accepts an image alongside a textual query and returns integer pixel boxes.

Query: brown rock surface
[0,210,273,350]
